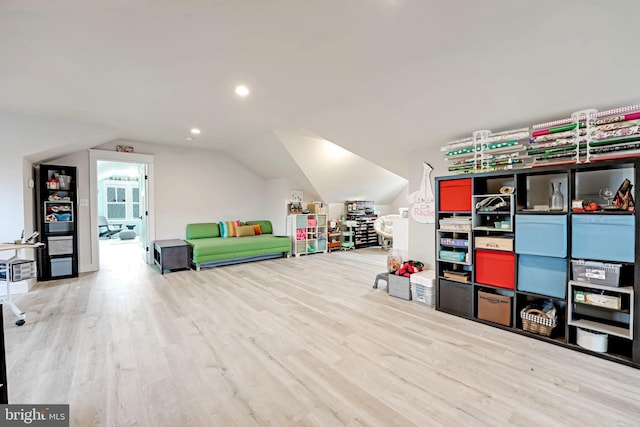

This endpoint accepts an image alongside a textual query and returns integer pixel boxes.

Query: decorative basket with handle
[520,307,558,337]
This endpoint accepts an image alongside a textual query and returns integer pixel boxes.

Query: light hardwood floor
[3,243,640,426]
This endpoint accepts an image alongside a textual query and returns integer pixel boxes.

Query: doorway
[89,149,155,271]
[96,160,144,268]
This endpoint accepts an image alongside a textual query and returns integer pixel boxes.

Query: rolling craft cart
[340,220,356,250]
[0,242,43,326]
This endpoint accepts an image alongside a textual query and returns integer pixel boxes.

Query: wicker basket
[520,307,558,337]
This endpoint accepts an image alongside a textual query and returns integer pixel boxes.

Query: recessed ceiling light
[235,85,250,97]
[186,136,193,141]
[190,128,201,135]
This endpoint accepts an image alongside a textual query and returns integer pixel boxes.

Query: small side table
[153,239,190,274]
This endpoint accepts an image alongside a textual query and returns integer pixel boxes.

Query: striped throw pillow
[219,221,238,238]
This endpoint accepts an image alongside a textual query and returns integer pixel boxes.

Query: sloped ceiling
[1,0,640,188]
[276,130,407,204]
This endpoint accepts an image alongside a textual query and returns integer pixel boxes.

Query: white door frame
[88,149,155,268]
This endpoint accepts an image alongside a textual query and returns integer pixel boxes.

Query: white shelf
[473,226,513,232]
[568,319,632,340]
[437,259,471,266]
[568,281,634,339]
[472,194,514,231]
[569,280,634,295]
[286,214,328,256]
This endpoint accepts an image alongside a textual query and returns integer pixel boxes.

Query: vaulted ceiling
[1,0,639,202]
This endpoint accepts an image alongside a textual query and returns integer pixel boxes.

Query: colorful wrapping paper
[595,119,640,132]
[530,129,587,144]
[589,141,640,154]
[595,111,640,126]
[531,123,584,138]
[593,126,640,140]
[527,138,583,154]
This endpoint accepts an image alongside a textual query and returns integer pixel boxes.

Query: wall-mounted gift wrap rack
[441,127,530,174]
[588,106,640,163]
[530,105,640,167]
[443,103,640,174]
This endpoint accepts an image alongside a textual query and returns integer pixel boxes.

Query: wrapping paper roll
[530,129,586,143]
[532,123,584,137]
[596,119,640,132]
[595,111,640,125]
[594,126,640,140]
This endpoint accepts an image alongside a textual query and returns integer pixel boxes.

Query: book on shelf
[444,270,470,281]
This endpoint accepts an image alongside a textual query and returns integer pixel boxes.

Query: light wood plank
[2,243,640,426]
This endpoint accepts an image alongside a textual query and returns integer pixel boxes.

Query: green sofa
[185,220,291,270]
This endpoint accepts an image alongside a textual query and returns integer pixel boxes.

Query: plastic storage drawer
[411,270,435,307]
[0,260,36,281]
[477,290,512,326]
[572,215,634,263]
[439,178,472,212]
[515,215,567,257]
[518,254,567,298]
[570,260,632,287]
[438,279,472,317]
[475,250,515,289]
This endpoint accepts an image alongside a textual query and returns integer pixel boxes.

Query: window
[132,187,140,219]
[103,180,140,222]
[106,186,126,220]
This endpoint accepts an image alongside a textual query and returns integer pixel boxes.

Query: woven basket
[520,307,558,337]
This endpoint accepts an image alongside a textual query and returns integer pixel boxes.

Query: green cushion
[186,223,220,239]
[186,235,291,259]
[245,220,273,234]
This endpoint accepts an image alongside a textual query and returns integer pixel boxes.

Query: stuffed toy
[395,260,424,277]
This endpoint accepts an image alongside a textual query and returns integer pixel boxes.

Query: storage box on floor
[388,274,411,300]
[410,270,435,307]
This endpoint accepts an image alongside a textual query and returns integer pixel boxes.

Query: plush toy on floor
[395,260,424,277]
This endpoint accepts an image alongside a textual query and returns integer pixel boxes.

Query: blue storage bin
[572,215,635,263]
[50,257,73,277]
[517,254,567,298]
[515,215,567,257]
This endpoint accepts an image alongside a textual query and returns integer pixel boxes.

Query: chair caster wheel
[15,319,25,326]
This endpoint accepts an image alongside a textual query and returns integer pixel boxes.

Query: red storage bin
[475,250,515,289]
[439,178,472,211]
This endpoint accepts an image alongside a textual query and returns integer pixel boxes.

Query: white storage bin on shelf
[438,216,471,231]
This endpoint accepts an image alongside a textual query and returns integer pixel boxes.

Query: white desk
[0,243,42,326]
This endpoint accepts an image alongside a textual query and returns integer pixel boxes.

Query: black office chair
[98,216,122,239]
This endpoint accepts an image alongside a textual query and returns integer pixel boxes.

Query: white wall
[0,157,25,242]
[94,141,273,241]
[0,110,118,243]
[327,203,344,221]
[388,185,410,216]
[264,178,290,236]
[33,140,286,272]
[406,147,450,270]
